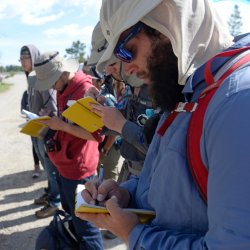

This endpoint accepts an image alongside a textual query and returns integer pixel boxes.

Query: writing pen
[98,164,104,186]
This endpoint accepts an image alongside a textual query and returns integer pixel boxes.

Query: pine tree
[228,4,243,37]
[65,40,86,63]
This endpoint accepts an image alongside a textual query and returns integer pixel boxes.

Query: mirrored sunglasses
[114,22,144,63]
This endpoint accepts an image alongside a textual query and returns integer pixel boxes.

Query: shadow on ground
[0,170,127,250]
[0,170,46,191]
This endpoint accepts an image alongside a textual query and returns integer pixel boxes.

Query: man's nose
[123,62,138,76]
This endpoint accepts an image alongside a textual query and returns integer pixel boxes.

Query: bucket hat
[33,51,79,91]
[87,22,108,67]
[97,0,163,72]
[88,21,119,73]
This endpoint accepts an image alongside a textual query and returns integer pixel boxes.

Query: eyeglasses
[19,55,31,62]
[114,22,144,63]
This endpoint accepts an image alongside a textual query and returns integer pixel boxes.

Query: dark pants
[57,174,103,250]
[32,142,39,165]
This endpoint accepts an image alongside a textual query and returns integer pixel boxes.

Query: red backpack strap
[188,46,250,202]
[157,102,198,136]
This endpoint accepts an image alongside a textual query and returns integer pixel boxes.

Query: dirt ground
[0,74,127,250]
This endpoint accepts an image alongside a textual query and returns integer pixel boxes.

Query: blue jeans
[57,174,103,250]
[31,137,60,207]
[44,154,60,207]
[31,137,45,167]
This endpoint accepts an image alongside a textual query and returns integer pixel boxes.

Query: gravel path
[0,74,127,250]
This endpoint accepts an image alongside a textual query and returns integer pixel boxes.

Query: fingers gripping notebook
[75,184,156,224]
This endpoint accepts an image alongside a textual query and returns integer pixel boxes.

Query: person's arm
[121,120,148,155]
[20,90,28,112]
[39,116,102,142]
[99,135,116,156]
[61,121,101,141]
[90,104,126,133]
[90,104,151,155]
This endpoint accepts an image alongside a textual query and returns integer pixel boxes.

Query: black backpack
[35,210,79,250]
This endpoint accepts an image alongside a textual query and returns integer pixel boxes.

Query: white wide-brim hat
[33,51,79,91]
[87,22,108,68]
[96,0,163,73]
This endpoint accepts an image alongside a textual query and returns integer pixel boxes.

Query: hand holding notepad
[20,109,50,138]
[75,184,155,223]
[62,97,103,133]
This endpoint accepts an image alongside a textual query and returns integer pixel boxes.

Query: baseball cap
[20,46,31,56]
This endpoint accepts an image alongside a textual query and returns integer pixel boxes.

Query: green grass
[0,82,12,93]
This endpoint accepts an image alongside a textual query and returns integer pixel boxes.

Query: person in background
[104,61,155,183]
[77,0,250,249]
[85,23,156,183]
[87,22,124,183]
[19,45,61,219]
[32,51,104,250]
[89,66,124,182]
[82,60,90,74]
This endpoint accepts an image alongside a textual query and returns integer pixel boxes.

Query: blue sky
[0,0,249,67]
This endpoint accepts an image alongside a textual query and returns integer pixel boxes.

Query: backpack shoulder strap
[187,46,250,202]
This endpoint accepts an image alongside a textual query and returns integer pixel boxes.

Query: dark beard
[148,41,184,112]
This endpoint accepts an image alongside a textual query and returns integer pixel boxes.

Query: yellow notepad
[20,110,50,138]
[62,97,103,133]
[75,184,156,224]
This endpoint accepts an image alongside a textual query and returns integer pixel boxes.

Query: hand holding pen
[98,164,104,187]
[82,166,130,208]
[95,164,106,206]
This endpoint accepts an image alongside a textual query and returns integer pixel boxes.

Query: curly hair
[142,24,184,111]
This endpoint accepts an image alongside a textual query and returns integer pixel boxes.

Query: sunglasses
[114,22,144,63]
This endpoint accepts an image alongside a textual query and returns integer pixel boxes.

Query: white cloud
[63,0,102,14]
[21,11,64,25]
[43,24,93,40]
[0,0,59,20]
[0,0,101,25]
[41,24,95,56]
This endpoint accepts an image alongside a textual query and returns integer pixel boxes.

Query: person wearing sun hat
[76,0,250,249]
[85,22,155,183]
[87,22,123,181]
[87,21,108,68]
[32,51,104,249]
